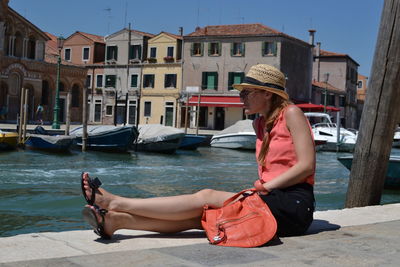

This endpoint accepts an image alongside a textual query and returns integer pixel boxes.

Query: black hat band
[243,77,285,91]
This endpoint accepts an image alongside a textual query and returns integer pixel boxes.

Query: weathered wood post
[82,87,88,152]
[17,87,25,144]
[345,0,400,208]
[22,88,28,143]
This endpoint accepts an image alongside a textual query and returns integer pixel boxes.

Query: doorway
[214,107,225,130]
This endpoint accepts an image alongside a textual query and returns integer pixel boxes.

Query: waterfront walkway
[1,203,400,266]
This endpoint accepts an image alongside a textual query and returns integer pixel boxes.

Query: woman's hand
[254,179,269,195]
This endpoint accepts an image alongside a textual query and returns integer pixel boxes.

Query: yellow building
[140,32,182,126]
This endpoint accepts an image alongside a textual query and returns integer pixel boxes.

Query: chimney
[316,42,321,57]
[308,29,316,46]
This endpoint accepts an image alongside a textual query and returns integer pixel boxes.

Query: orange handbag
[201,188,277,248]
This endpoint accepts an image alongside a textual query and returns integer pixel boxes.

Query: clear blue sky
[9,0,382,76]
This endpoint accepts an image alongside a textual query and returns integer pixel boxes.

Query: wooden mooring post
[345,0,400,208]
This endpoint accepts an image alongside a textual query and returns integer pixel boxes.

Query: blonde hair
[257,95,292,165]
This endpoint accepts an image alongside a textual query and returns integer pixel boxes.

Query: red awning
[188,96,244,108]
[296,103,340,112]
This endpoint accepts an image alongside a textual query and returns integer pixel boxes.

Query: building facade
[140,32,182,126]
[312,42,359,128]
[0,0,86,125]
[183,24,313,130]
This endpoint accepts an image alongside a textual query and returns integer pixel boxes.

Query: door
[59,98,65,123]
[116,106,125,124]
[214,107,225,130]
[164,102,174,126]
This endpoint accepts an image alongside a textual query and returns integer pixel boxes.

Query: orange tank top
[255,106,315,185]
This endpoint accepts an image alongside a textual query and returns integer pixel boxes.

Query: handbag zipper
[212,212,259,243]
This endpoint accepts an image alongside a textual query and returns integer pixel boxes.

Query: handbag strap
[222,188,256,206]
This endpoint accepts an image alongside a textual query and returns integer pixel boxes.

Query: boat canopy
[137,124,185,143]
[216,119,255,136]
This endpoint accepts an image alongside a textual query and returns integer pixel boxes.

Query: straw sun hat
[233,64,289,100]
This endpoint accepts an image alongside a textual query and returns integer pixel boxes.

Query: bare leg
[82,173,235,221]
[90,206,203,237]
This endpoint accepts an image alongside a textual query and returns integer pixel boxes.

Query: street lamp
[323,72,330,113]
[52,35,65,129]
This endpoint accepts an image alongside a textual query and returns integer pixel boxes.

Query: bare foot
[82,172,117,210]
[89,205,116,238]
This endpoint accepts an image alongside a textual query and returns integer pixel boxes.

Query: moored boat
[0,130,18,151]
[337,155,400,189]
[305,112,357,152]
[70,125,138,152]
[210,120,256,150]
[134,124,185,154]
[178,134,207,150]
[25,133,73,152]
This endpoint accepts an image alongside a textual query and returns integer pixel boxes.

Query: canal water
[1,147,400,237]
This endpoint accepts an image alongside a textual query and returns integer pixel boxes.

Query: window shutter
[173,74,177,87]
[214,72,218,90]
[272,42,277,56]
[242,43,245,57]
[218,42,222,56]
[208,43,211,56]
[228,72,233,90]
[201,72,207,90]
[164,74,168,88]
[115,46,118,60]
[230,43,233,56]
[138,46,142,59]
[190,43,194,56]
[262,42,266,56]
[200,43,204,56]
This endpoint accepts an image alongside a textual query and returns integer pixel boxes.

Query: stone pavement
[1,203,400,266]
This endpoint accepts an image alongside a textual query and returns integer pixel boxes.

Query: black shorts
[259,183,315,237]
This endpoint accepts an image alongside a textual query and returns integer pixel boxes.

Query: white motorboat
[210,120,256,150]
[393,128,400,148]
[305,112,357,152]
[134,124,185,154]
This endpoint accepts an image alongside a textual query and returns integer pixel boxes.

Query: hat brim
[233,83,289,100]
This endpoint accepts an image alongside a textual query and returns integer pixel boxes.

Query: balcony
[163,56,174,63]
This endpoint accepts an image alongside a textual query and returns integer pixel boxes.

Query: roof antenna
[124,1,128,28]
[104,7,112,34]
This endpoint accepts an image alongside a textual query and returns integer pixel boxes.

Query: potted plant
[147,57,157,63]
[163,56,174,63]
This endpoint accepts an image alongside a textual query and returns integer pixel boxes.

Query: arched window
[27,37,36,59]
[59,82,65,91]
[14,32,23,57]
[41,80,50,105]
[71,84,80,107]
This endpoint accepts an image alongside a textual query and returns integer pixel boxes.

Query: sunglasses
[239,89,259,99]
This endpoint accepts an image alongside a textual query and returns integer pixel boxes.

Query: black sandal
[81,172,102,206]
[82,205,111,239]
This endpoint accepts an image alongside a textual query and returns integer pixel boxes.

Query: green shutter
[138,46,142,59]
[230,43,233,56]
[228,72,233,90]
[262,42,266,56]
[200,43,204,56]
[214,72,218,90]
[233,73,242,85]
[131,75,137,87]
[208,43,211,56]
[272,42,277,56]
[190,43,194,56]
[201,72,207,90]
[242,43,245,57]
[115,46,118,60]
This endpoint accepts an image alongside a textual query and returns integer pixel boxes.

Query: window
[106,105,113,116]
[262,42,277,56]
[164,74,177,88]
[106,46,118,60]
[208,42,221,56]
[328,94,335,106]
[131,74,138,88]
[105,75,116,88]
[167,47,174,57]
[129,45,142,59]
[94,99,102,122]
[191,42,203,56]
[64,48,71,61]
[150,47,157,58]
[202,72,218,90]
[143,74,155,88]
[228,72,245,90]
[231,42,245,56]
[85,75,92,88]
[339,96,346,107]
[83,47,90,61]
[144,101,151,117]
[96,75,103,88]
[357,80,363,89]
